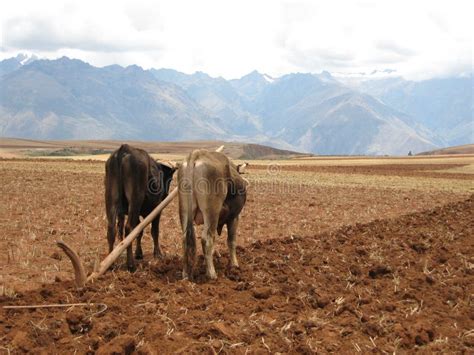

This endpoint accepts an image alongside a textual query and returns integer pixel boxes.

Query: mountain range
[1,54,472,155]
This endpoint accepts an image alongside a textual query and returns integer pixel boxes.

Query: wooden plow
[57,145,224,289]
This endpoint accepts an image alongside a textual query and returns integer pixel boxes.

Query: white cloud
[0,0,472,80]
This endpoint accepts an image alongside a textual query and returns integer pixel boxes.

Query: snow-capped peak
[15,53,38,65]
[263,74,274,83]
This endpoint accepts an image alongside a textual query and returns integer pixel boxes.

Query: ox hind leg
[106,207,123,255]
[107,209,115,254]
[181,220,196,280]
[124,210,140,271]
[227,216,239,268]
[201,212,219,280]
[106,197,121,255]
[106,220,116,254]
[117,214,125,241]
[124,197,144,270]
[196,180,226,280]
[178,192,196,280]
[106,212,125,254]
[135,230,145,260]
[151,214,163,258]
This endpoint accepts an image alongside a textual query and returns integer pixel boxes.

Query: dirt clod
[349,265,362,276]
[210,322,235,339]
[411,242,430,253]
[97,335,135,355]
[11,330,33,352]
[66,310,92,334]
[368,265,392,278]
[252,287,272,299]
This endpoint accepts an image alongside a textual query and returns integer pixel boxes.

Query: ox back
[105,144,175,271]
[178,150,247,280]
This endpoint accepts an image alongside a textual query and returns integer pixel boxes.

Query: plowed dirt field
[1,156,473,353]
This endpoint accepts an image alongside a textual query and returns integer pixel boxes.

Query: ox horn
[237,162,249,174]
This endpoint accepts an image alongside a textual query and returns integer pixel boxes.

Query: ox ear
[237,162,249,174]
[167,161,178,170]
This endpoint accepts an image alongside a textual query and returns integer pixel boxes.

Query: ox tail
[105,151,118,251]
[183,151,199,277]
[106,145,127,245]
[117,144,128,203]
[115,145,128,218]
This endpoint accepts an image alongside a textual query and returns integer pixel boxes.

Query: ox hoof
[135,251,143,260]
[127,264,137,272]
[207,272,218,280]
[153,251,164,259]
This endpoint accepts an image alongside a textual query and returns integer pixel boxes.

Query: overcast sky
[0,0,472,80]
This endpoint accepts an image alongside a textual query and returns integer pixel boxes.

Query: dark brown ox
[105,144,175,271]
[178,150,248,280]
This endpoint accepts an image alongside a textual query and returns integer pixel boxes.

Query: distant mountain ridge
[1,54,471,155]
[151,68,263,135]
[1,57,228,141]
[354,76,473,146]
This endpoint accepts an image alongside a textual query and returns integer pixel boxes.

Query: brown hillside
[0,138,304,160]
[417,144,474,155]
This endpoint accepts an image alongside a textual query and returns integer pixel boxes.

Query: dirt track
[1,157,473,353]
[251,163,474,180]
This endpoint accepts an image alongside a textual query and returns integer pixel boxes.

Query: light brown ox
[178,150,248,280]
